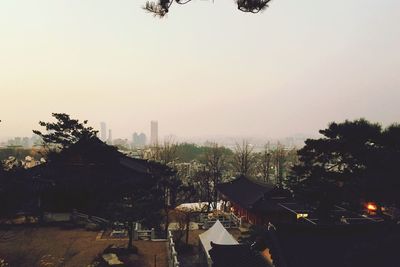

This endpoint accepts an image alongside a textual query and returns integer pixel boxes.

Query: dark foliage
[33,113,98,150]
[143,0,272,17]
[244,223,400,267]
[175,143,208,163]
[288,119,400,210]
[0,169,34,216]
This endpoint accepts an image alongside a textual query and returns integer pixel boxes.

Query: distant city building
[139,133,146,147]
[132,132,147,148]
[132,133,139,148]
[31,134,42,147]
[22,137,30,148]
[107,129,113,145]
[113,138,130,149]
[6,135,43,148]
[150,120,158,145]
[100,122,107,141]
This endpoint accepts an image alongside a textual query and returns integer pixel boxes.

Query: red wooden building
[217,176,292,225]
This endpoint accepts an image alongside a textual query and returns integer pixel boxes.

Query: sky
[0,0,399,141]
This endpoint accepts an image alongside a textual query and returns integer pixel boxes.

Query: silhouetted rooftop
[217,176,275,207]
[265,223,400,267]
[209,242,272,267]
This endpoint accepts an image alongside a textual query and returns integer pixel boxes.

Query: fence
[91,216,110,225]
[71,210,110,227]
[230,212,242,227]
[133,223,155,240]
[43,212,71,222]
[200,212,241,229]
[167,231,180,267]
[71,210,89,221]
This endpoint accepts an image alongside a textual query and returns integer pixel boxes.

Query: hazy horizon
[1,0,399,141]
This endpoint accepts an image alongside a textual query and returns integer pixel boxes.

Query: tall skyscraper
[107,129,113,145]
[150,120,158,145]
[100,122,107,141]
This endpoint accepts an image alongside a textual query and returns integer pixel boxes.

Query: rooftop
[209,243,272,267]
[217,176,277,208]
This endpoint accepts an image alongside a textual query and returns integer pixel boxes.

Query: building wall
[230,201,292,226]
[231,202,263,225]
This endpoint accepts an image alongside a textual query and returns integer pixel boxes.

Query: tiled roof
[217,176,276,208]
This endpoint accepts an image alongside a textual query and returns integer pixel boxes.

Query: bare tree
[204,143,226,209]
[174,205,206,246]
[285,147,299,169]
[148,139,179,165]
[146,139,180,236]
[273,142,286,186]
[258,142,272,183]
[233,140,256,177]
[192,167,213,211]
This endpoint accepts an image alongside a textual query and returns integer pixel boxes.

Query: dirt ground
[0,226,167,267]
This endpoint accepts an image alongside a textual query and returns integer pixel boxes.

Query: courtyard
[0,225,167,267]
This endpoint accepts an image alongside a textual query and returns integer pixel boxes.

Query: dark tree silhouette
[33,113,98,150]
[109,177,164,249]
[0,119,3,174]
[288,119,400,212]
[144,0,273,17]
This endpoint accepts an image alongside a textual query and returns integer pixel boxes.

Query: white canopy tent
[199,220,239,267]
[176,201,223,212]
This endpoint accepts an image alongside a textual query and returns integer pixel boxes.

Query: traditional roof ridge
[243,175,276,187]
[217,176,277,208]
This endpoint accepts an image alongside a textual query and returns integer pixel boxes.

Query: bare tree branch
[233,140,256,177]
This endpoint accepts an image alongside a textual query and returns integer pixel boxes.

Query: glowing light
[296,213,309,219]
[366,203,378,211]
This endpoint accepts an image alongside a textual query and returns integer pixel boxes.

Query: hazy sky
[0,0,399,141]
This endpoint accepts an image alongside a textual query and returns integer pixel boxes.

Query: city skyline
[0,117,310,148]
[0,115,396,145]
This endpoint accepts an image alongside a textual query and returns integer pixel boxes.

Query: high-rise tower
[100,122,107,141]
[107,129,113,145]
[150,120,158,145]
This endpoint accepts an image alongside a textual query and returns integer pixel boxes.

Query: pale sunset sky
[0,0,399,140]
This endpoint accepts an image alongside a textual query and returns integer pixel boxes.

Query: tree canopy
[144,0,273,17]
[288,119,400,210]
[33,113,98,150]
